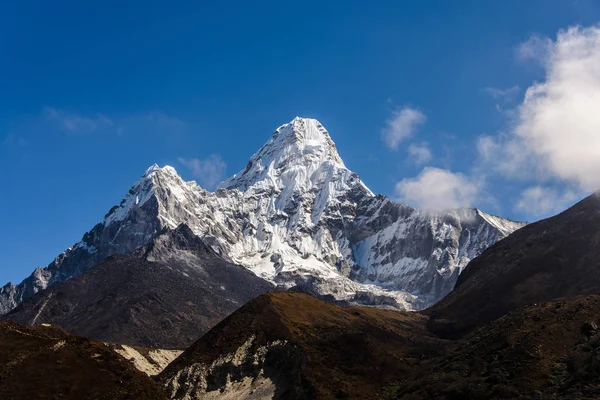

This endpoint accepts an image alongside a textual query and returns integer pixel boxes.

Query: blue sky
[3,0,600,284]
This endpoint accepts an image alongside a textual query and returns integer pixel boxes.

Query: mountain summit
[220,117,371,196]
[0,117,525,315]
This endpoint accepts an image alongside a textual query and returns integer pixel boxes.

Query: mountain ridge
[158,291,448,400]
[426,190,600,339]
[0,117,525,314]
[2,224,273,348]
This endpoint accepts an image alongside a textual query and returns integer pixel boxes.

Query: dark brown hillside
[2,224,273,348]
[391,296,600,399]
[159,191,600,399]
[159,292,449,400]
[7,191,600,399]
[427,191,600,339]
[0,321,166,400]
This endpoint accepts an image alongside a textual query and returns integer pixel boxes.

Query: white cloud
[382,107,426,150]
[407,143,432,165]
[476,133,544,179]
[178,155,227,190]
[516,186,579,218]
[44,107,113,134]
[395,167,481,211]
[478,25,600,193]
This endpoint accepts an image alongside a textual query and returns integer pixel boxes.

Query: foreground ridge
[158,292,448,399]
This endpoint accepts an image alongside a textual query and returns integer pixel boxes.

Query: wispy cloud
[118,112,186,135]
[43,107,187,138]
[518,34,553,62]
[44,107,114,134]
[395,167,481,211]
[482,85,521,102]
[407,143,432,165]
[478,26,600,194]
[1,133,28,148]
[178,155,227,190]
[382,107,426,150]
[516,185,579,218]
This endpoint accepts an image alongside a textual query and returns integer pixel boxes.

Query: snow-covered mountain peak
[276,116,344,165]
[104,164,198,229]
[143,163,161,176]
[0,117,527,317]
[219,117,372,197]
[476,209,526,237]
[142,163,180,180]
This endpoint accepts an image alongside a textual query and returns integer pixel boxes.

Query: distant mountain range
[157,191,600,400]
[0,117,524,321]
[2,119,600,398]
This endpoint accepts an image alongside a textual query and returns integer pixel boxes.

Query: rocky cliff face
[162,335,302,400]
[348,197,521,305]
[0,117,525,313]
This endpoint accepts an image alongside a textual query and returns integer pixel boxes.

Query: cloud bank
[476,25,600,215]
[487,26,600,190]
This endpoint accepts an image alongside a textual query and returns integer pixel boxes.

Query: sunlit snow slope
[0,117,525,313]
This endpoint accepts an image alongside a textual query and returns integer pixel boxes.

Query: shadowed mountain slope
[2,224,274,348]
[427,191,600,339]
[391,296,600,399]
